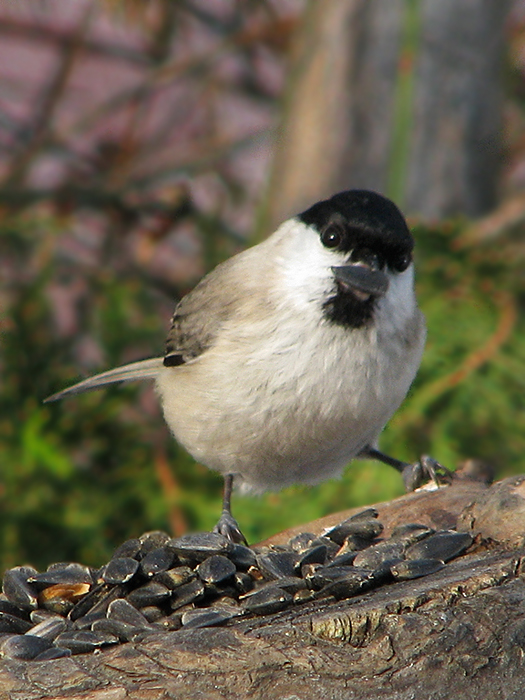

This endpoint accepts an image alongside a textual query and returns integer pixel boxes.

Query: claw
[402,455,453,492]
[213,510,247,545]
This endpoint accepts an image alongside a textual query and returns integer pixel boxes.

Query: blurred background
[0,0,523,571]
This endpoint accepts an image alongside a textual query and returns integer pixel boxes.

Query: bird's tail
[44,357,164,403]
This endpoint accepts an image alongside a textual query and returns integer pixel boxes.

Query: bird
[45,189,442,544]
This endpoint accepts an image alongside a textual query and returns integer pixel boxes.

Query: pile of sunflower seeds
[0,509,472,661]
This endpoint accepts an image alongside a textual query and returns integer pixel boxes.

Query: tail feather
[44,357,164,403]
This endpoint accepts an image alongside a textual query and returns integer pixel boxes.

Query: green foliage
[0,212,523,571]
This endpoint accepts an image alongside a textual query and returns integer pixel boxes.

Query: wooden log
[4,470,525,699]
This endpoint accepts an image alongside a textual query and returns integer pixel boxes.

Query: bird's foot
[213,510,248,545]
[402,455,453,492]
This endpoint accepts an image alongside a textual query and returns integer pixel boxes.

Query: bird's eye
[321,224,343,249]
[392,253,411,272]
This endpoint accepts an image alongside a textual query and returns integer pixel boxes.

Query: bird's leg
[213,474,248,544]
[359,446,453,492]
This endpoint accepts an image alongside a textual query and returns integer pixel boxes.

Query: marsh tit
[46,190,442,543]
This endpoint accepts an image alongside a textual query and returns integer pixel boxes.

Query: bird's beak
[331,264,389,299]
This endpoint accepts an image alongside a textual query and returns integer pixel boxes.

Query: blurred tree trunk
[261,0,511,233]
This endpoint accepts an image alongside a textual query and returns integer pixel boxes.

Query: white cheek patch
[274,219,347,311]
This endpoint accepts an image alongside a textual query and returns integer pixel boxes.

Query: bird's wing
[44,357,164,402]
[163,255,249,367]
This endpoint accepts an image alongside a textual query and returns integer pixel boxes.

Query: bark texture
[262,0,510,233]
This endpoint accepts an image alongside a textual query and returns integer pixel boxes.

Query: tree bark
[261,0,510,234]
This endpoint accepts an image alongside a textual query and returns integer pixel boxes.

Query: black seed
[54,630,119,654]
[306,566,362,591]
[0,599,30,621]
[405,531,472,563]
[181,609,234,629]
[241,586,293,615]
[91,618,147,642]
[197,555,236,585]
[3,567,39,611]
[256,551,298,580]
[100,557,140,585]
[112,538,142,560]
[353,542,405,569]
[30,609,61,625]
[34,646,72,661]
[30,564,93,588]
[348,508,379,521]
[391,559,445,581]
[295,544,328,572]
[227,544,257,570]
[153,566,195,590]
[126,582,171,608]
[170,579,206,611]
[1,634,52,660]
[169,533,233,563]
[39,598,74,617]
[326,552,357,568]
[69,584,124,621]
[0,613,33,634]
[138,531,171,558]
[287,532,316,553]
[259,576,307,595]
[390,523,435,544]
[315,570,372,600]
[139,547,176,578]
[139,606,165,623]
[107,598,152,628]
[72,610,107,630]
[233,572,253,595]
[336,534,373,554]
[28,616,69,641]
[293,589,315,604]
[308,537,340,558]
[323,518,384,545]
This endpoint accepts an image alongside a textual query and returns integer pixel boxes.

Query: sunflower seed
[30,564,93,588]
[323,518,383,545]
[391,558,445,580]
[100,557,140,585]
[405,531,472,562]
[287,532,316,553]
[34,646,72,661]
[111,538,142,560]
[126,581,171,608]
[295,544,328,572]
[139,547,176,577]
[153,566,195,590]
[316,570,372,600]
[390,523,435,544]
[181,608,234,629]
[256,551,298,580]
[1,634,53,660]
[27,616,69,641]
[0,613,33,634]
[106,598,152,628]
[170,579,206,611]
[240,586,293,615]
[3,567,39,611]
[168,533,233,563]
[227,544,257,570]
[353,542,405,569]
[54,630,119,654]
[197,555,236,585]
